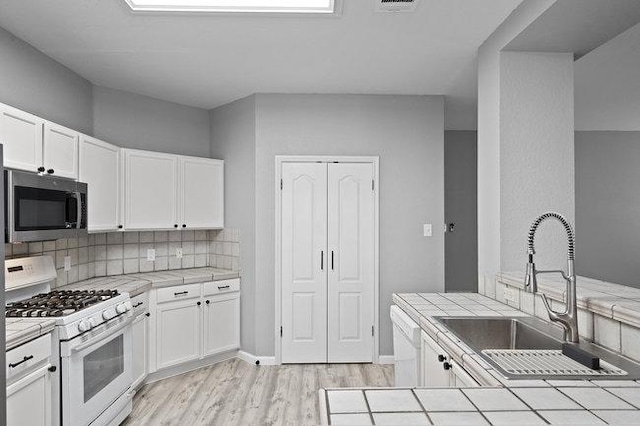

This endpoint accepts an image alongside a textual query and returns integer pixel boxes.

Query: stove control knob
[88,317,98,328]
[78,320,91,333]
[116,304,127,314]
[123,301,133,311]
[102,308,116,320]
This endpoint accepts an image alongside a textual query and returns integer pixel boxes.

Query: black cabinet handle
[174,291,188,296]
[9,355,34,368]
[218,285,230,290]
[47,169,54,174]
[145,312,150,317]
[37,166,45,172]
[443,362,452,371]
[197,301,201,306]
[48,365,57,372]
[321,251,324,270]
[174,224,178,228]
[438,355,446,362]
[182,224,187,228]
[133,302,144,308]
[331,251,334,270]
[206,300,210,305]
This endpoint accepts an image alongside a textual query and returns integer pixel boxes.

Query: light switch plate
[423,224,432,237]
[176,248,183,259]
[64,256,71,271]
[147,248,156,261]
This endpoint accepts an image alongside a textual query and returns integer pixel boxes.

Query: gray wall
[253,94,445,357]
[575,131,640,288]
[93,86,210,157]
[0,26,92,134]
[209,95,257,354]
[445,131,477,293]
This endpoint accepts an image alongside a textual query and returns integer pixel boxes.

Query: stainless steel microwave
[5,169,88,243]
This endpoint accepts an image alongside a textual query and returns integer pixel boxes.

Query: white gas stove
[5,255,134,426]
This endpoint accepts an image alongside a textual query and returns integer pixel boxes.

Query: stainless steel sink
[438,317,562,352]
[435,316,640,381]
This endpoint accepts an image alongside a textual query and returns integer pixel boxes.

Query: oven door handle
[72,316,133,353]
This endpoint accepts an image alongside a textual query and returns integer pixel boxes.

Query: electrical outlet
[147,248,156,261]
[504,287,517,305]
[176,248,183,259]
[64,256,71,271]
[423,223,432,237]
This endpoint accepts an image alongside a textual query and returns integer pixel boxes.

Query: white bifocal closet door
[281,163,328,363]
[327,163,375,362]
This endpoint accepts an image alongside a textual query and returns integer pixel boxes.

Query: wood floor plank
[124,360,394,425]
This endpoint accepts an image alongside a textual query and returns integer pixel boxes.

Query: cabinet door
[123,149,179,230]
[203,292,240,357]
[0,104,43,172]
[43,122,79,179]
[156,298,201,369]
[420,331,452,387]
[131,313,148,389]
[180,157,224,229]
[79,135,120,231]
[7,364,52,426]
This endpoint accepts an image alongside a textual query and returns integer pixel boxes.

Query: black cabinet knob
[438,355,446,362]
[174,224,178,228]
[118,225,123,229]
[145,312,150,317]
[48,365,57,372]
[206,300,210,305]
[37,166,45,172]
[182,224,186,228]
[47,169,54,174]
[443,362,452,371]
[197,301,201,306]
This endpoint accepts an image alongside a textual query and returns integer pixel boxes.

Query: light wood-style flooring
[123,358,394,426]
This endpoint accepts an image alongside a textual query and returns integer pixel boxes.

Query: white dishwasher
[391,305,422,387]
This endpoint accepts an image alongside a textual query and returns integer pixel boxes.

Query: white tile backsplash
[5,228,241,287]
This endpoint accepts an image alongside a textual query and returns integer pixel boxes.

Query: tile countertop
[6,318,56,351]
[5,267,239,351]
[58,267,240,297]
[318,292,640,425]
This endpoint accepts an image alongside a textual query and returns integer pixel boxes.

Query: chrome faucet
[524,212,579,343]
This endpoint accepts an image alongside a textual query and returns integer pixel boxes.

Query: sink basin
[435,316,640,381]
[438,317,562,352]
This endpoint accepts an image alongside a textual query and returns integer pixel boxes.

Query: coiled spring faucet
[524,212,579,343]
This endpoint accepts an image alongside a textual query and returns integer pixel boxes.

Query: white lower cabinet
[6,334,53,426]
[420,330,479,387]
[150,279,240,373]
[131,294,150,389]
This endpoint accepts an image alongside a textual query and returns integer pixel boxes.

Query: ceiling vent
[374,0,419,13]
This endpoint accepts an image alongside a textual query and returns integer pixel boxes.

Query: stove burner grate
[5,289,119,318]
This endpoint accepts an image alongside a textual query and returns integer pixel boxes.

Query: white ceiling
[0,0,523,129]
[575,22,640,131]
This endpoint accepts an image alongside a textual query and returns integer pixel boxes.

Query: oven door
[60,315,133,426]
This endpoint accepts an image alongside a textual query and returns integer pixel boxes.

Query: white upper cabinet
[43,122,79,179]
[123,149,179,230]
[0,103,79,179]
[180,156,224,229]
[79,135,121,231]
[0,104,44,173]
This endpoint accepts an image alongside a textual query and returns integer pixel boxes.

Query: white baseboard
[378,355,395,365]
[237,350,278,366]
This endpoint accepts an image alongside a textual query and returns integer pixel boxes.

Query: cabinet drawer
[203,279,240,296]
[131,292,149,314]
[6,334,52,381]
[156,284,201,303]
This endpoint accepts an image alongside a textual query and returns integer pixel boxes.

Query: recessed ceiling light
[124,0,336,14]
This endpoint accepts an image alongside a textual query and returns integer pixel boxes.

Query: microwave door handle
[75,192,82,229]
